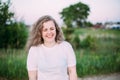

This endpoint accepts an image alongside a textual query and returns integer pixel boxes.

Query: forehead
[43,20,55,28]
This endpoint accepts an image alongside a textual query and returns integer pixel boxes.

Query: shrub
[62,28,81,49]
[62,28,74,43]
[80,35,96,49]
[71,34,81,49]
[62,28,75,41]
[0,22,28,49]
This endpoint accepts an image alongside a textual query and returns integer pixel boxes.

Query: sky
[9,0,120,25]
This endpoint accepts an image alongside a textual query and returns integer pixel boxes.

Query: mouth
[46,34,54,38]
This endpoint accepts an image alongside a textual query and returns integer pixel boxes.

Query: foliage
[60,2,91,28]
[80,35,96,49]
[0,49,28,80]
[0,29,120,79]
[62,27,75,42]
[74,28,120,77]
[62,28,96,49]
[62,28,120,77]
[62,27,80,49]
[76,52,120,77]
[0,0,14,26]
[84,21,93,27]
[72,34,81,49]
[0,0,28,49]
[0,22,28,49]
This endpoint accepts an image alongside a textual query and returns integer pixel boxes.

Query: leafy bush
[71,34,80,49]
[0,22,28,49]
[80,35,96,49]
[62,28,81,49]
[62,28,97,49]
[62,28,75,41]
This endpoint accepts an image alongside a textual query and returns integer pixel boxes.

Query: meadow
[0,28,120,79]
[0,49,28,80]
[74,28,120,77]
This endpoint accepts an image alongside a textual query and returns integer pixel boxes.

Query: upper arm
[68,66,77,74]
[65,42,76,67]
[27,47,38,80]
[64,42,77,80]
[27,47,38,71]
[68,66,78,80]
[28,71,37,80]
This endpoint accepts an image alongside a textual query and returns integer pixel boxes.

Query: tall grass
[74,28,120,77]
[76,50,120,77]
[0,49,28,80]
[0,28,120,79]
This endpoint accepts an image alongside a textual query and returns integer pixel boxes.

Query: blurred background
[0,0,120,80]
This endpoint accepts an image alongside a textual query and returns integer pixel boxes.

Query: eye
[50,27,55,30]
[42,28,47,32]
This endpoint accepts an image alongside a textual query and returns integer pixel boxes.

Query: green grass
[0,49,28,80]
[76,50,120,77]
[74,28,120,77]
[0,28,120,79]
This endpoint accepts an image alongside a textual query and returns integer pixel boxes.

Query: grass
[0,49,28,80]
[0,28,120,79]
[76,49,120,77]
[74,28,120,77]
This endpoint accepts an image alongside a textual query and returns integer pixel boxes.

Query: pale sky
[10,0,120,25]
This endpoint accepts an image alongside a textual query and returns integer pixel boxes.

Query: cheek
[54,30,56,34]
[53,30,57,36]
[41,32,46,37]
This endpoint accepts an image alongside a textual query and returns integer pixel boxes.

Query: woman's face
[42,20,56,43]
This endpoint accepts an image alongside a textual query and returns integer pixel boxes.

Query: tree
[60,2,90,28]
[0,0,28,49]
[0,0,14,26]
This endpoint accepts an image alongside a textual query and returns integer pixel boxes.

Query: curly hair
[26,15,64,51]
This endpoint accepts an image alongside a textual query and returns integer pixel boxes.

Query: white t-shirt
[27,41,76,80]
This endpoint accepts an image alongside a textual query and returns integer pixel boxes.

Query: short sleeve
[27,46,38,71]
[64,42,76,67]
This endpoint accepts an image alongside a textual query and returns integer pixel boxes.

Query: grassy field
[0,49,28,80]
[74,28,120,77]
[0,28,120,79]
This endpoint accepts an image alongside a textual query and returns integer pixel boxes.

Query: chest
[37,47,67,72]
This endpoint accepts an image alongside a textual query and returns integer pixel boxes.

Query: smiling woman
[26,15,78,80]
[42,20,57,47]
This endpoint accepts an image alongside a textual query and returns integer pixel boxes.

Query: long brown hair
[26,15,64,51]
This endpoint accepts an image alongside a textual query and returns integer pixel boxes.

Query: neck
[43,41,56,47]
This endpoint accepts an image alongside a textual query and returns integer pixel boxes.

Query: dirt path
[78,73,120,80]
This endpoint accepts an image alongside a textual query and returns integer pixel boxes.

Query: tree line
[0,0,92,49]
[0,0,28,49]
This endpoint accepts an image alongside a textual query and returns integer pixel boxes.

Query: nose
[47,29,51,34]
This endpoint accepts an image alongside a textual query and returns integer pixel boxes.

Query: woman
[26,15,78,80]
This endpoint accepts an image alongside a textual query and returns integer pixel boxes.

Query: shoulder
[59,41,72,48]
[29,46,37,51]
[29,45,42,53]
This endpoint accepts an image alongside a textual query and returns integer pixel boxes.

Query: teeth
[47,35,53,38]
[48,36,52,37]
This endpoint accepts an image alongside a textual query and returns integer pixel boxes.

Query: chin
[45,38,55,42]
